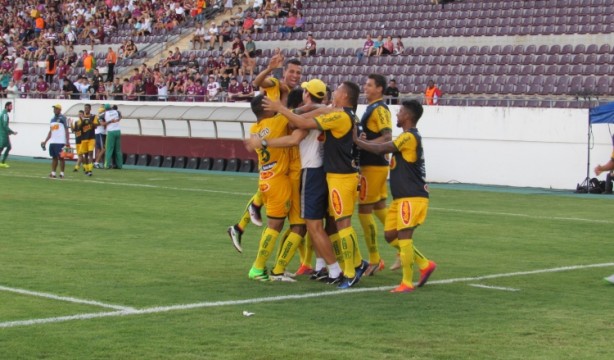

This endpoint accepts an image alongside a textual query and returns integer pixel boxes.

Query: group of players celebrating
[228,54,437,292]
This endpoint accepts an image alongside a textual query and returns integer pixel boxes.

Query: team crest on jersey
[389,156,397,170]
[401,200,411,225]
[331,189,343,216]
[260,170,274,180]
[359,175,367,201]
[259,183,270,192]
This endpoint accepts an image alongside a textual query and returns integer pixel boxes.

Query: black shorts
[95,133,106,149]
[49,143,64,158]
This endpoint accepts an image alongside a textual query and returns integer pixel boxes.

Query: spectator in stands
[18,77,30,98]
[219,72,231,92]
[206,22,219,50]
[228,52,241,77]
[123,78,136,101]
[83,51,95,78]
[192,23,206,50]
[253,0,264,13]
[5,80,18,99]
[224,35,245,56]
[371,35,384,57]
[253,13,265,33]
[134,77,145,101]
[236,79,255,102]
[245,35,257,58]
[395,36,405,54]
[112,78,123,100]
[64,46,77,67]
[12,53,25,82]
[240,53,256,78]
[224,0,234,16]
[106,47,117,82]
[241,12,255,34]
[124,40,137,58]
[157,78,169,101]
[143,74,158,101]
[279,10,297,35]
[294,12,305,32]
[384,79,400,105]
[206,75,221,101]
[45,49,57,84]
[0,68,10,95]
[33,75,49,99]
[216,55,228,76]
[360,34,374,59]
[299,33,316,57]
[424,80,442,105]
[186,52,199,74]
[227,77,240,101]
[91,69,105,98]
[218,20,234,51]
[278,0,292,17]
[382,35,394,56]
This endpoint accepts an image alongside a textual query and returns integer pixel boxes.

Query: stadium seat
[239,159,255,173]
[173,156,187,169]
[161,156,175,168]
[136,154,151,166]
[186,157,200,170]
[149,155,163,167]
[125,154,137,166]
[199,157,213,170]
[211,158,227,171]
[225,158,241,172]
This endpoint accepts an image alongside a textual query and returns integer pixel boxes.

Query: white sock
[60,172,64,177]
[327,262,342,278]
[315,258,326,272]
[51,171,56,176]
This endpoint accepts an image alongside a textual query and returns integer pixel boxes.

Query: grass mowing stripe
[468,284,520,292]
[0,285,136,311]
[430,207,614,224]
[2,262,611,330]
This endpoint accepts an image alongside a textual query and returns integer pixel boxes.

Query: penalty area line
[1,262,612,329]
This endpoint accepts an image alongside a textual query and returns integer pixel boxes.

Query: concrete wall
[2,98,612,190]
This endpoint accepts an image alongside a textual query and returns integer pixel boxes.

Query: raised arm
[252,53,284,89]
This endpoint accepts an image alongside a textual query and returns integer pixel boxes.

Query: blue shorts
[300,167,328,220]
[96,134,106,149]
[49,143,64,158]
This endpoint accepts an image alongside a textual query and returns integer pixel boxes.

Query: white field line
[1,172,612,224]
[468,284,520,292]
[0,285,136,312]
[1,262,612,329]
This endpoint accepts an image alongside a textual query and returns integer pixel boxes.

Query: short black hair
[251,94,266,118]
[342,81,360,111]
[287,88,304,110]
[402,100,424,124]
[4,101,11,108]
[368,74,387,91]
[285,58,302,69]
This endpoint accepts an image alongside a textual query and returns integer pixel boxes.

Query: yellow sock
[273,232,302,274]
[299,233,313,267]
[399,239,415,287]
[414,246,430,270]
[330,232,344,268]
[339,227,360,278]
[252,227,280,270]
[389,239,400,251]
[358,213,380,264]
[276,228,291,259]
[373,207,387,225]
[252,191,263,207]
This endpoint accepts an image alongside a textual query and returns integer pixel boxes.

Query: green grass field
[1,159,613,359]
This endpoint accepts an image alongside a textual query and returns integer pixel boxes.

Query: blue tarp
[589,102,614,124]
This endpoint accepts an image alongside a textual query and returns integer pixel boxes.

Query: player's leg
[358,167,388,275]
[227,191,263,253]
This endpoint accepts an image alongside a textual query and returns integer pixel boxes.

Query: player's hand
[595,165,603,176]
[13,131,17,135]
[359,132,367,140]
[262,97,282,112]
[244,136,261,151]
[267,53,284,70]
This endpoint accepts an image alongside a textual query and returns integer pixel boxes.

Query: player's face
[283,63,302,88]
[363,78,381,101]
[396,106,409,128]
[332,84,345,107]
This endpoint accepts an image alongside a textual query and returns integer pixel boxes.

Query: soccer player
[101,104,122,169]
[69,110,85,173]
[247,81,344,284]
[354,100,437,293]
[79,104,99,175]
[0,102,17,168]
[264,81,369,289]
[594,144,614,284]
[358,74,393,276]
[94,105,106,168]
[246,94,294,282]
[41,104,70,179]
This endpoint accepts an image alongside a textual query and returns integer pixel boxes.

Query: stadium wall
[2,98,612,190]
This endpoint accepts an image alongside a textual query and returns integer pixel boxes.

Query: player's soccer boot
[363,258,385,277]
[295,264,314,276]
[325,273,344,285]
[270,272,297,282]
[248,267,269,282]
[389,254,402,271]
[337,276,359,289]
[0,163,9,168]
[49,173,56,178]
[248,202,263,227]
[390,283,415,293]
[604,274,614,284]
[417,261,437,288]
[227,225,243,253]
[355,260,370,281]
[309,268,328,281]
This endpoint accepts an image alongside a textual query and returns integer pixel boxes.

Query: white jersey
[104,109,121,131]
[95,112,107,135]
[299,129,324,169]
[49,115,68,144]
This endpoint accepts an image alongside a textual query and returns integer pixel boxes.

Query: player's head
[283,58,302,89]
[84,104,91,113]
[251,94,274,119]
[398,100,423,128]
[323,86,332,105]
[286,88,304,110]
[301,79,326,104]
[52,104,61,114]
[364,74,386,101]
[4,101,12,111]
[78,110,84,118]
[335,81,360,111]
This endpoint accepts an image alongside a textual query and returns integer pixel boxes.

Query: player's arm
[367,106,393,143]
[263,98,332,129]
[252,53,283,88]
[595,154,614,176]
[246,128,308,150]
[354,129,396,155]
[64,119,70,146]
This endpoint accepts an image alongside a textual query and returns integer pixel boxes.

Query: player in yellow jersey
[355,100,437,293]
[358,74,393,276]
[69,110,84,173]
[264,81,369,289]
[78,104,99,176]
[246,94,294,282]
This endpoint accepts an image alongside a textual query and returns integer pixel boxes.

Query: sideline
[1,262,612,329]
